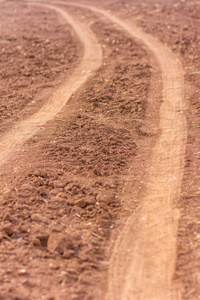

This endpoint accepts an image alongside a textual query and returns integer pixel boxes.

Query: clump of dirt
[0,167,121,299]
[0,1,79,134]
[42,115,136,177]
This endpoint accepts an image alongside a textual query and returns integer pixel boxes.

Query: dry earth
[0,0,200,299]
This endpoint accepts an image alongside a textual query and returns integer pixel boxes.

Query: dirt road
[73,3,186,299]
[107,36,186,299]
[0,1,191,299]
[52,2,186,298]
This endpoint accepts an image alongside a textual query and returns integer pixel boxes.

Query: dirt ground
[120,2,200,298]
[0,0,200,299]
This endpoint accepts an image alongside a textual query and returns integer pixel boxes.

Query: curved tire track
[55,2,186,299]
[0,3,102,166]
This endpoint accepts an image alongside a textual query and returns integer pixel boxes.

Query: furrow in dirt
[57,3,187,299]
[0,3,102,166]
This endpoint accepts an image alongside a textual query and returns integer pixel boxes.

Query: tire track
[0,3,102,166]
[54,2,186,299]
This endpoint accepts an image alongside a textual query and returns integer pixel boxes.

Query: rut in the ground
[0,3,102,167]
[58,2,187,299]
[0,1,186,298]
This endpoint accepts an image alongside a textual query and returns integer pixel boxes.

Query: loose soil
[0,2,102,165]
[0,0,200,299]
[0,1,79,134]
[113,1,200,299]
[0,2,153,299]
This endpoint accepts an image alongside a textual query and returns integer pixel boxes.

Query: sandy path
[0,3,102,166]
[103,19,186,300]
[55,2,187,299]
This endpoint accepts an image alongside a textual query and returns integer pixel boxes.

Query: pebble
[3,223,14,236]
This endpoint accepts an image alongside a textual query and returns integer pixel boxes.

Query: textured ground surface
[0,0,200,299]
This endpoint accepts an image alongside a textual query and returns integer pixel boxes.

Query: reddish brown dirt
[113,1,200,299]
[0,2,153,299]
[0,1,79,134]
[0,0,200,299]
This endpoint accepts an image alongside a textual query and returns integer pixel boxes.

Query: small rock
[71,186,79,195]
[18,184,36,198]
[50,224,63,233]
[57,209,65,217]
[54,181,66,189]
[101,211,110,220]
[62,249,75,259]
[96,194,112,204]
[36,232,49,246]
[71,206,83,216]
[16,238,23,243]
[31,214,42,223]
[49,262,60,270]
[74,198,88,208]
[22,280,35,288]
[18,269,28,276]
[49,188,63,196]
[31,213,49,224]
[47,233,74,254]
[57,169,63,176]
[31,238,41,247]
[47,233,67,254]
[56,192,67,199]
[38,187,47,196]
[3,223,14,236]
[72,232,82,241]
[33,169,48,178]
[21,183,34,191]
[18,225,28,233]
